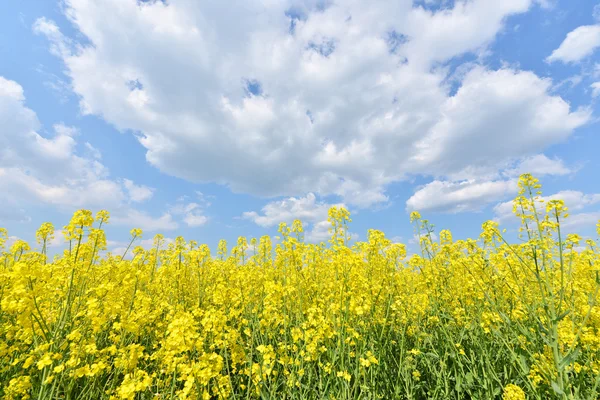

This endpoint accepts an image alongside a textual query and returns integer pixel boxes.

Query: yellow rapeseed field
[1,174,599,399]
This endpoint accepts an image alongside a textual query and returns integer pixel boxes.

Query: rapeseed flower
[0,174,599,399]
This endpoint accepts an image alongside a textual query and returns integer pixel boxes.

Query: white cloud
[390,236,404,244]
[409,231,439,245]
[169,198,210,227]
[503,154,574,177]
[561,211,600,232]
[111,209,178,231]
[123,179,154,202]
[84,142,102,159]
[5,236,21,249]
[33,0,588,208]
[591,81,600,97]
[304,220,332,243]
[243,193,350,243]
[183,212,208,227]
[492,200,516,223]
[0,168,126,210]
[138,237,175,248]
[493,190,600,223]
[107,236,175,256]
[48,230,66,248]
[412,68,590,179]
[413,154,574,216]
[0,76,174,229]
[545,191,600,210]
[243,193,340,227]
[547,24,600,64]
[406,179,517,213]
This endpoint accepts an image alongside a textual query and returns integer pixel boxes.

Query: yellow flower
[23,356,36,369]
[409,348,421,356]
[0,227,8,249]
[502,384,526,400]
[337,371,351,382]
[36,353,53,370]
[410,211,421,222]
[36,222,55,245]
[1,175,598,398]
[130,228,143,239]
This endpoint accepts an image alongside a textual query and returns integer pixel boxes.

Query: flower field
[1,174,599,400]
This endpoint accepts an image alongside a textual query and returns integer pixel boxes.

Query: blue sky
[1,0,599,255]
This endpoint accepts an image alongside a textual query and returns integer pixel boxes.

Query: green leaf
[554,310,571,323]
[519,354,529,374]
[559,348,580,371]
[551,381,565,395]
[465,372,474,386]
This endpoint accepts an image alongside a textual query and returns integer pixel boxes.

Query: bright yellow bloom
[502,384,526,400]
[337,370,351,382]
[1,177,599,399]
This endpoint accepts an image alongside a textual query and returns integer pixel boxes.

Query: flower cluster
[1,174,599,399]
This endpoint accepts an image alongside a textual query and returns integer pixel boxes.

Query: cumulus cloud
[503,154,575,177]
[169,194,210,227]
[303,220,332,244]
[33,0,589,209]
[560,211,600,232]
[493,190,600,224]
[406,179,517,214]
[107,236,175,257]
[4,236,21,249]
[242,193,339,227]
[0,76,174,229]
[183,213,208,227]
[111,209,178,231]
[592,82,600,97]
[409,231,439,245]
[404,152,577,215]
[243,193,348,243]
[547,24,600,64]
[123,179,154,202]
[413,68,589,179]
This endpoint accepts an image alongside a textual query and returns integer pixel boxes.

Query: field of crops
[1,174,599,400]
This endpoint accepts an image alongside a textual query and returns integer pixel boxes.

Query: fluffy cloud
[412,68,589,179]
[405,152,576,214]
[183,213,208,227]
[243,193,347,243]
[0,76,173,229]
[169,195,210,227]
[493,190,600,225]
[503,154,575,178]
[547,24,600,64]
[107,236,175,258]
[33,0,588,208]
[111,209,178,231]
[123,179,154,202]
[409,231,439,245]
[4,236,21,249]
[0,76,121,209]
[242,193,339,227]
[560,211,600,232]
[406,179,517,214]
[592,82,600,97]
[544,191,600,210]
